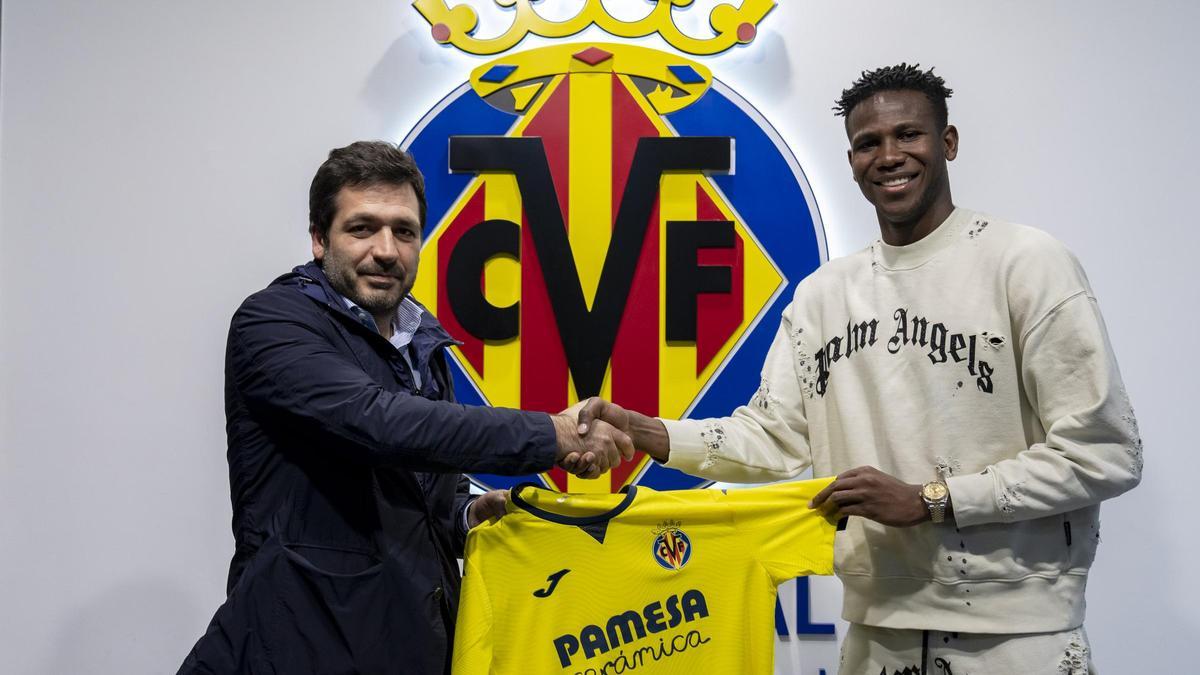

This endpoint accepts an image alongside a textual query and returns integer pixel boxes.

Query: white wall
[1,1,1195,672]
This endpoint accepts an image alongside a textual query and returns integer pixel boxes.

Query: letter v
[450,135,732,398]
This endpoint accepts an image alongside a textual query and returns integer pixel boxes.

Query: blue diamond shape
[480,65,518,83]
[668,65,704,85]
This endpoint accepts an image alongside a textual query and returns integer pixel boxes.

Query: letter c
[445,218,520,340]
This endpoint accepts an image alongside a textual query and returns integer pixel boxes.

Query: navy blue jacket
[180,262,557,674]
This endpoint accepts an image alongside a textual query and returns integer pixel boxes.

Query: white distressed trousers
[839,623,1095,674]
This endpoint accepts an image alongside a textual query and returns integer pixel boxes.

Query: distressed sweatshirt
[660,208,1143,633]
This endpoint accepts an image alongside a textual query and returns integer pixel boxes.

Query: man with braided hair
[577,64,1141,672]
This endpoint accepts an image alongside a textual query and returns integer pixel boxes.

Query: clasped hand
[551,401,635,479]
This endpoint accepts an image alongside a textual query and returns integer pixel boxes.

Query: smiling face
[311,183,422,327]
[846,89,958,239]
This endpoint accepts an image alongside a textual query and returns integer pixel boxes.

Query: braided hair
[834,63,953,128]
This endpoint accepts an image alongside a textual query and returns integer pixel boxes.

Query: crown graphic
[412,0,776,56]
[651,519,684,536]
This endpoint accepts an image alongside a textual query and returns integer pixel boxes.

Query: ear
[943,125,959,162]
[846,149,854,179]
[310,225,327,262]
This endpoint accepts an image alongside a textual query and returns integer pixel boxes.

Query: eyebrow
[343,213,418,228]
[340,216,377,229]
[851,121,923,145]
[850,130,880,145]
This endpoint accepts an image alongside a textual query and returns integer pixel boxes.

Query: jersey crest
[652,520,693,571]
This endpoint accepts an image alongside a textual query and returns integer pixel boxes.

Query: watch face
[923,482,949,500]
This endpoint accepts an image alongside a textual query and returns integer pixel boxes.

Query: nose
[370,229,399,264]
[878,137,905,169]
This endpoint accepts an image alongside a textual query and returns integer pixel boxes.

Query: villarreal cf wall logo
[405,0,826,494]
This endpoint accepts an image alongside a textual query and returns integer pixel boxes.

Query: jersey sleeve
[722,478,838,585]
[450,534,494,674]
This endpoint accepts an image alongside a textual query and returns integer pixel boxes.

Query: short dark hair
[833,63,954,129]
[308,141,427,239]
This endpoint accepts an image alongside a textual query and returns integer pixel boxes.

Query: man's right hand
[551,413,634,480]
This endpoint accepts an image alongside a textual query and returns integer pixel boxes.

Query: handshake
[468,398,664,528]
[548,398,669,479]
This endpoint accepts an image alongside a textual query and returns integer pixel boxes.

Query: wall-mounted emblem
[404,1,826,494]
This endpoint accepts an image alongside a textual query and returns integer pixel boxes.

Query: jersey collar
[510,482,639,526]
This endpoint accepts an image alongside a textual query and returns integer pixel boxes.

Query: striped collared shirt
[339,294,425,389]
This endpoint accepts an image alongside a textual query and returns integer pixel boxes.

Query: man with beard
[576,65,1141,673]
[179,142,630,674]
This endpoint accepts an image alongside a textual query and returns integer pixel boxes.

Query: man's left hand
[809,466,931,527]
[467,489,510,529]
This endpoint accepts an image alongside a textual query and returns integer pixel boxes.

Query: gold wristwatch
[921,479,950,523]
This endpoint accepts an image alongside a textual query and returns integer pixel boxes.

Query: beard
[321,249,409,317]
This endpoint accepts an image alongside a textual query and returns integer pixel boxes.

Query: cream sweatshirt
[661,208,1142,633]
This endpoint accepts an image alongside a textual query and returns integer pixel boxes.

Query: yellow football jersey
[452,478,837,674]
